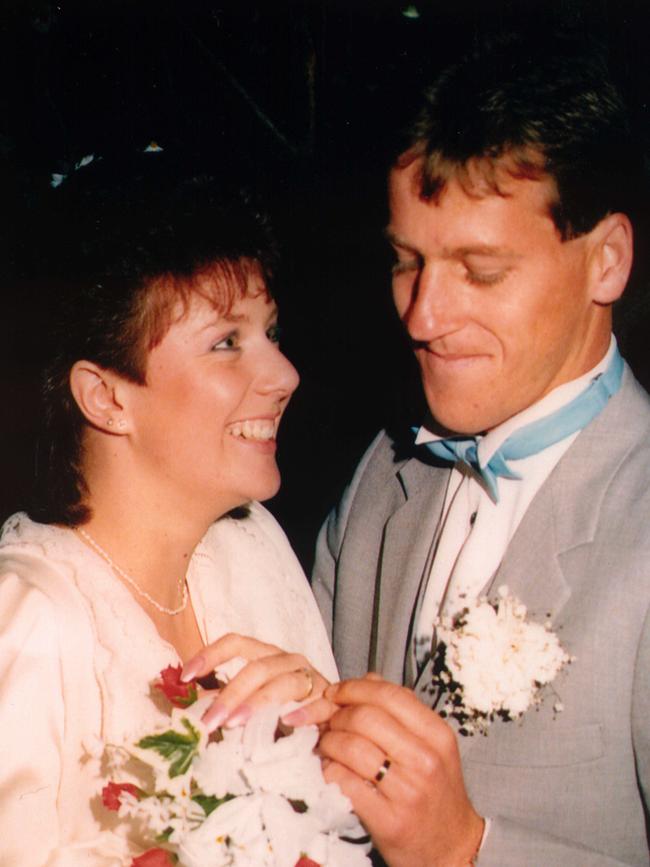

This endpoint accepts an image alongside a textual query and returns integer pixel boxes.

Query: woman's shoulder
[0,513,98,644]
[0,513,79,595]
[203,501,298,563]
[198,503,337,678]
[0,519,77,673]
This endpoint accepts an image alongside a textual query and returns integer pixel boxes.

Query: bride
[0,152,337,865]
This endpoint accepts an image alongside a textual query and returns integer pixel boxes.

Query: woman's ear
[588,212,633,305]
[69,361,130,433]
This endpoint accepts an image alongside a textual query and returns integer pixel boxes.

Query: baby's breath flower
[433,585,572,734]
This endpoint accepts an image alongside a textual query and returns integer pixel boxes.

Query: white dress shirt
[414,336,616,661]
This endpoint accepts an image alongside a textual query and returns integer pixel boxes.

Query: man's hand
[319,674,484,867]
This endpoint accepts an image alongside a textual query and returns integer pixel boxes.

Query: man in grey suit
[312,33,650,866]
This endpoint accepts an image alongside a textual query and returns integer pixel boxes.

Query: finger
[318,727,389,785]
[323,759,395,829]
[326,698,458,781]
[202,652,305,729]
[281,695,337,728]
[323,756,447,855]
[181,633,279,681]
[325,677,450,748]
[201,655,325,731]
[223,667,327,728]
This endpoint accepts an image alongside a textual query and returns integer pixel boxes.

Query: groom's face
[388,157,612,434]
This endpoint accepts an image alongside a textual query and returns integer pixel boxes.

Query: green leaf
[192,793,235,817]
[137,718,201,778]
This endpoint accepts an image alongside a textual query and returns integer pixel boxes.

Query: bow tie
[417,348,624,501]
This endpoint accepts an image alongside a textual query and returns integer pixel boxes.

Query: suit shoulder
[350,428,414,485]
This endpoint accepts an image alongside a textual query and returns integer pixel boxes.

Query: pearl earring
[106,418,114,427]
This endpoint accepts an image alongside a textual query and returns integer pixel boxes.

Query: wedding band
[297,667,314,700]
[374,758,392,783]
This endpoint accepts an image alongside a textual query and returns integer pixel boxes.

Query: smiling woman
[0,152,337,866]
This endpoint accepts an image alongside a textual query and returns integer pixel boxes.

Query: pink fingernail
[202,702,228,733]
[281,708,306,726]
[225,704,252,728]
[181,655,206,683]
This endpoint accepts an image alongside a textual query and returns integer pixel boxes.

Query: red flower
[101,781,142,811]
[131,849,176,867]
[154,665,198,708]
[295,859,321,867]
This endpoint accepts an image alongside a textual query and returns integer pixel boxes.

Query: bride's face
[125,271,299,518]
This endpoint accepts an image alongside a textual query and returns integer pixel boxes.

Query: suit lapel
[373,458,448,684]
[485,479,570,620]
[453,371,647,756]
[380,367,647,717]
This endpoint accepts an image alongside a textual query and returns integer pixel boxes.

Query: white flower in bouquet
[101,664,370,867]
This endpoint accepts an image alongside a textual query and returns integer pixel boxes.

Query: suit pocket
[463,722,604,768]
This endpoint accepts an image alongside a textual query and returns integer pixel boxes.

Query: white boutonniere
[432,585,573,735]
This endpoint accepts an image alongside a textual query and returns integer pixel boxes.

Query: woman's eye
[211,332,239,351]
[267,323,281,343]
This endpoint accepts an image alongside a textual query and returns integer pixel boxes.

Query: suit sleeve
[631,602,650,842]
[312,432,386,641]
[478,819,646,866]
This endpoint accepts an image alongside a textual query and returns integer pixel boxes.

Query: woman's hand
[181,633,335,732]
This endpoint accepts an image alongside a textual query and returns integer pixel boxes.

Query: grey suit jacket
[313,365,650,866]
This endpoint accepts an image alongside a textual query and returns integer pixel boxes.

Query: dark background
[2,0,650,569]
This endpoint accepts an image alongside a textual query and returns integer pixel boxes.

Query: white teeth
[228,419,276,441]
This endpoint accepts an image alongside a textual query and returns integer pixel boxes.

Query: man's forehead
[393,149,556,203]
[390,156,558,223]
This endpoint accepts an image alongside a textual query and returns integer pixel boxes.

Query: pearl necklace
[77,527,189,616]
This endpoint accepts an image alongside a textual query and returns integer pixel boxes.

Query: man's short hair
[402,31,643,239]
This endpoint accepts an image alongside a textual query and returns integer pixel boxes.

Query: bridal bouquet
[432,585,572,736]
[101,664,370,867]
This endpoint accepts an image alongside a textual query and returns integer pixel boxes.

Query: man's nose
[401,264,459,343]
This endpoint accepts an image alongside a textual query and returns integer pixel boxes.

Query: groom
[313,31,650,867]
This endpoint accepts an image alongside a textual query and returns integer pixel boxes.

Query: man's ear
[588,212,633,305]
[69,361,131,433]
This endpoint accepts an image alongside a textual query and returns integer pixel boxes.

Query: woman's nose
[259,346,300,399]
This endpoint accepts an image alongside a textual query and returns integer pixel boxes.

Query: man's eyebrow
[384,231,518,259]
[448,244,520,258]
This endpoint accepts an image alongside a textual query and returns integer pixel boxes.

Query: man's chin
[424,397,493,437]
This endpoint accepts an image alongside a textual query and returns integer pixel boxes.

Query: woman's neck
[80,509,203,608]
[76,497,210,661]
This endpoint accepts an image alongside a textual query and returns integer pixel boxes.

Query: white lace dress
[0,503,337,867]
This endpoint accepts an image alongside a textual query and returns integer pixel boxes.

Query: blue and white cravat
[415,348,624,501]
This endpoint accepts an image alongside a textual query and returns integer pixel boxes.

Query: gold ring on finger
[297,666,314,700]
[374,757,392,784]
